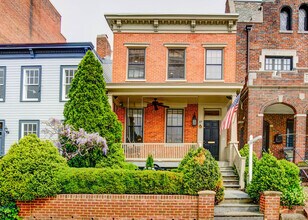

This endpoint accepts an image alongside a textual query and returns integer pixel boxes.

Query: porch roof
[106,82,243,96]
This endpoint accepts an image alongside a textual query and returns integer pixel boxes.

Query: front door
[0,121,4,155]
[203,120,219,160]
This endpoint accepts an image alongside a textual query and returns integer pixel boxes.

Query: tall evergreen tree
[64,51,123,167]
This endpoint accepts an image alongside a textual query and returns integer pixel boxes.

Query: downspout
[245,25,253,75]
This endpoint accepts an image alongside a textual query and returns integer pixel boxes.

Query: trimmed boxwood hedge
[59,168,184,195]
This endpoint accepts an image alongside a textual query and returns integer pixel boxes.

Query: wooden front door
[203,120,220,160]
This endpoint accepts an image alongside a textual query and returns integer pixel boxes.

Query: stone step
[221,170,236,176]
[214,211,264,220]
[218,161,230,167]
[223,175,239,181]
[221,190,253,204]
[223,180,240,185]
[215,204,259,214]
[224,184,241,189]
[220,166,234,171]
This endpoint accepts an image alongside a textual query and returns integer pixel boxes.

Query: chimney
[96,34,111,59]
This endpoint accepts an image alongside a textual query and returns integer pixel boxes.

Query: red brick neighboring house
[0,0,66,43]
[226,0,308,162]
[104,14,242,167]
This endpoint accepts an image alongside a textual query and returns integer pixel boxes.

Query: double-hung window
[205,49,223,80]
[168,49,185,79]
[166,109,184,143]
[126,109,143,143]
[60,66,77,101]
[21,66,41,102]
[265,56,292,71]
[0,67,5,102]
[128,49,145,79]
[19,120,40,139]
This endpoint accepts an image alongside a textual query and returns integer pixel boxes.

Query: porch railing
[227,142,246,189]
[122,143,199,161]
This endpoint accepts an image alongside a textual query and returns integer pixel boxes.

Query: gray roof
[102,59,112,83]
[229,0,263,22]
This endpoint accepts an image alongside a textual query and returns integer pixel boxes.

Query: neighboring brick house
[226,0,308,162]
[104,14,242,166]
[0,0,66,43]
[0,43,111,155]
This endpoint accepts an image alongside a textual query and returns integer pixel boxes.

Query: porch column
[230,94,238,143]
[294,114,306,163]
[107,94,113,111]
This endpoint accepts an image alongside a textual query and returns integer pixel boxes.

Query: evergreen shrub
[59,168,183,194]
[0,202,20,220]
[64,51,123,167]
[178,148,224,204]
[0,135,67,202]
[247,153,305,207]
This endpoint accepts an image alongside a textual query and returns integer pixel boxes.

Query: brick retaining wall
[17,191,216,220]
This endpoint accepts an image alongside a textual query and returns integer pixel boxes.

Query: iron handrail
[293,149,308,180]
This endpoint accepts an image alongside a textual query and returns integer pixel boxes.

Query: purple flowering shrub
[43,118,108,161]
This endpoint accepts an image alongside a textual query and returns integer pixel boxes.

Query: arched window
[299,4,308,31]
[280,6,292,31]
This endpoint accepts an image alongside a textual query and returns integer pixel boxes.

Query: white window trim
[166,48,186,81]
[21,67,41,102]
[126,48,146,81]
[19,120,40,139]
[0,67,5,102]
[204,48,224,81]
[258,49,298,71]
[61,66,77,101]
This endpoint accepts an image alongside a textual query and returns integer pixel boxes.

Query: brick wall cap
[263,191,282,196]
[198,190,216,196]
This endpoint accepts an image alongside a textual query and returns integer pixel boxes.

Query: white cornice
[105,14,239,34]
[106,82,243,96]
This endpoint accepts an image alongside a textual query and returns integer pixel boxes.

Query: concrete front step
[221,190,253,204]
[224,185,241,190]
[215,204,259,213]
[220,167,234,171]
[223,175,239,181]
[223,180,240,185]
[214,211,264,220]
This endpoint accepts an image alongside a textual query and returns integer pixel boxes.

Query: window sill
[298,31,308,34]
[204,80,224,82]
[125,79,146,82]
[279,30,293,34]
[165,79,187,82]
[20,100,40,102]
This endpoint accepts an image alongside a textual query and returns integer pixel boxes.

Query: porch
[107,82,242,166]
[122,142,199,167]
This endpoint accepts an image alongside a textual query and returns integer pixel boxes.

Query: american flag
[220,95,240,134]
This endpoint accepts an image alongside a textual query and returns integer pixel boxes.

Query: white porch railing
[227,142,246,189]
[122,143,199,161]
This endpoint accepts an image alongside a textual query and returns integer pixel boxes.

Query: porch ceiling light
[192,113,197,126]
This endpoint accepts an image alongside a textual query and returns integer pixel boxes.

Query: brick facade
[0,0,65,44]
[116,104,198,143]
[228,0,308,161]
[263,114,294,159]
[260,191,282,220]
[112,33,237,83]
[17,192,216,219]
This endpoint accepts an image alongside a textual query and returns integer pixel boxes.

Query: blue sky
[50,0,227,48]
